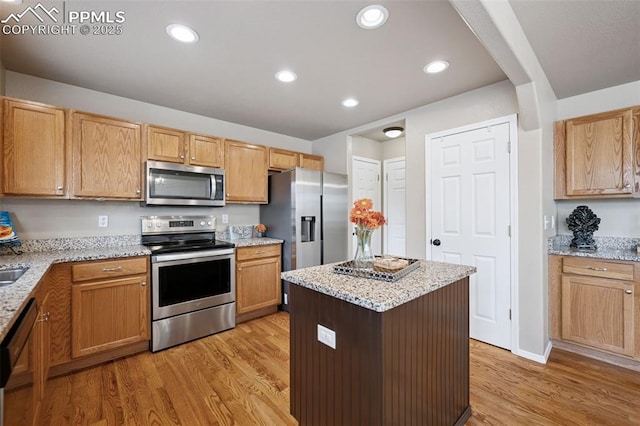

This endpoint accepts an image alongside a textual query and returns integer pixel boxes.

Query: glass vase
[353,226,375,269]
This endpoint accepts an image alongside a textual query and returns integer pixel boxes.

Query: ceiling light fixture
[166,24,199,43]
[342,98,359,107]
[424,60,450,74]
[275,70,297,83]
[356,5,389,29]
[383,126,404,138]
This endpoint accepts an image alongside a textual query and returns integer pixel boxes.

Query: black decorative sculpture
[566,205,600,250]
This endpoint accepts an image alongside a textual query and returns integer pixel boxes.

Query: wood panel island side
[282,260,476,426]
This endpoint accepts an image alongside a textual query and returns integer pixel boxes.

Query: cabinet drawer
[236,244,281,261]
[72,257,148,282]
[562,257,634,281]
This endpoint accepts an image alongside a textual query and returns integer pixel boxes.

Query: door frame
[424,114,519,355]
[383,156,406,256]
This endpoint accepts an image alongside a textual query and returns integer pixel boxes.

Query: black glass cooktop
[141,232,235,254]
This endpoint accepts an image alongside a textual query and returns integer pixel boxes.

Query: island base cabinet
[289,278,470,426]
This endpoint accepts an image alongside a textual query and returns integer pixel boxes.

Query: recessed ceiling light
[356,5,389,29]
[383,127,404,138]
[342,98,359,107]
[424,60,450,74]
[275,70,297,83]
[166,24,199,43]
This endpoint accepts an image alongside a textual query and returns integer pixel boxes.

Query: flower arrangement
[350,198,386,230]
[255,223,267,233]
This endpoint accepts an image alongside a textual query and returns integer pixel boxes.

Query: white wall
[382,136,405,159]
[351,136,383,160]
[3,72,313,239]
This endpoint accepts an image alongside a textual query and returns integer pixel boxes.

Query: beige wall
[3,72,314,239]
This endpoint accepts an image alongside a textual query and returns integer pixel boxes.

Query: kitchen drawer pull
[102,266,123,272]
[586,266,607,271]
[254,250,265,254]
[626,289,633,295]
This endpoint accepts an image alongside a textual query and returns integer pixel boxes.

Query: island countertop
[281,260,476,312]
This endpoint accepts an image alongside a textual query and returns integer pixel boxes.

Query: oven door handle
[152,248,235,263]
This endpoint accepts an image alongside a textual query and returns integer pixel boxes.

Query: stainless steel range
[141,215,235,352]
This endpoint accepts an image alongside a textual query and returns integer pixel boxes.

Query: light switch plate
[317,324,336,349]
[98,215,108,227]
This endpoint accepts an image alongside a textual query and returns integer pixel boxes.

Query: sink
[0,267,29,287]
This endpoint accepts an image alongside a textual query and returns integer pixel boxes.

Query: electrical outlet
[551,215,556,229]
[98,215,108,228]
[222,214,229,224]
[317,324,336,349]
[284,293,288,305]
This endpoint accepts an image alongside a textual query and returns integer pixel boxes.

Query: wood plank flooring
[39,312,640,425]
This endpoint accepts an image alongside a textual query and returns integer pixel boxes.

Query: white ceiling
[1,1,639,142]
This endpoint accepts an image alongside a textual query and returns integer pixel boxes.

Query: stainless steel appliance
[1,298,37,426]
[144,160,225,207]
[260,167,348,310]
[141,215,236,352]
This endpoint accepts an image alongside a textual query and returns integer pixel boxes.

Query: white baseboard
[512,340,552,364]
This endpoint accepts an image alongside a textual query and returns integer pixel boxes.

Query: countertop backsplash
[548,235,639,251]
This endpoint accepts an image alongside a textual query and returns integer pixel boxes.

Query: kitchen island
[282,260,476,426]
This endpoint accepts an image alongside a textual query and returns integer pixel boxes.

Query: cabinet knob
[136,189,141,194]
[141,281,147,286]
[625,289,633,295]
[56,185,63,191]
[238,267,242,271]
[180,155,185,159]
[191,156,196,160]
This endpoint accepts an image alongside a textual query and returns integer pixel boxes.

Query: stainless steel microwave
[144,160,225,206]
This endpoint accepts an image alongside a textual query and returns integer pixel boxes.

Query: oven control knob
[207,221,212,226]
[156,223,162,228]
[200,221,206,226]
[146,223,152,228]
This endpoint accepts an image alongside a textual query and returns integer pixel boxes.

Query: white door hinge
[508,225,511,237]
[509,309,512,320]
[507,141,511,153]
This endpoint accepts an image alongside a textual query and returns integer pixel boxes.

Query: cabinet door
[236,256,281,314]
[564,109,633,196]
[299,153,324,171]
[71,276,149,358]
[2,99,66,196]
[147,125,186,163]
[188,134,224,167]
[72,112,143,199]
[561,275,634,356]
[224,140,268,203]
[269,147,299,170]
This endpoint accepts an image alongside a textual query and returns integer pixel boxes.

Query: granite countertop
[282,260,476,313]
[220,237,283,247]
[548,235,640,262]
[0,244,151,341]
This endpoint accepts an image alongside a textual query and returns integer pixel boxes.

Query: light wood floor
[40,312,640,425]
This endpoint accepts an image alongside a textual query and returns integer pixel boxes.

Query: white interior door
[351,156,382,256]
[427,120,512,350]
[383,157,406,257]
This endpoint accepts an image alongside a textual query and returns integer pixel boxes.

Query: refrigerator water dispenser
[301,216,316,242]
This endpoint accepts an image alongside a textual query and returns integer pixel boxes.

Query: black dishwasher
[1,298,37,426]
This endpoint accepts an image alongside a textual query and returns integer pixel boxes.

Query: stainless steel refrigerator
[260,167,348,310]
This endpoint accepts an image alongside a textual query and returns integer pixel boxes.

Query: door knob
[431,239,441,246]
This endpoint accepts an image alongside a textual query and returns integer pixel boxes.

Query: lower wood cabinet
[71,275,149,358]
[550,255,639,362]
[48,256,150,377]
[236,244,282,322]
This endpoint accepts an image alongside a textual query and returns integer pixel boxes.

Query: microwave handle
[210,175,216,199]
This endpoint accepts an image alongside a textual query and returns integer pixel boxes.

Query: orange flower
[255,224,267,232]
[349,198,386,230]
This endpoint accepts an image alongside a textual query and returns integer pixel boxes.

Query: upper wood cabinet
[554,107,637,199]
[2,98,67,197]
[147,125,186,163]
[147,125,224,168]
[224,139,268,203]
[269,147,299,171]
[72,112,143,199]
[299,153,324,171]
